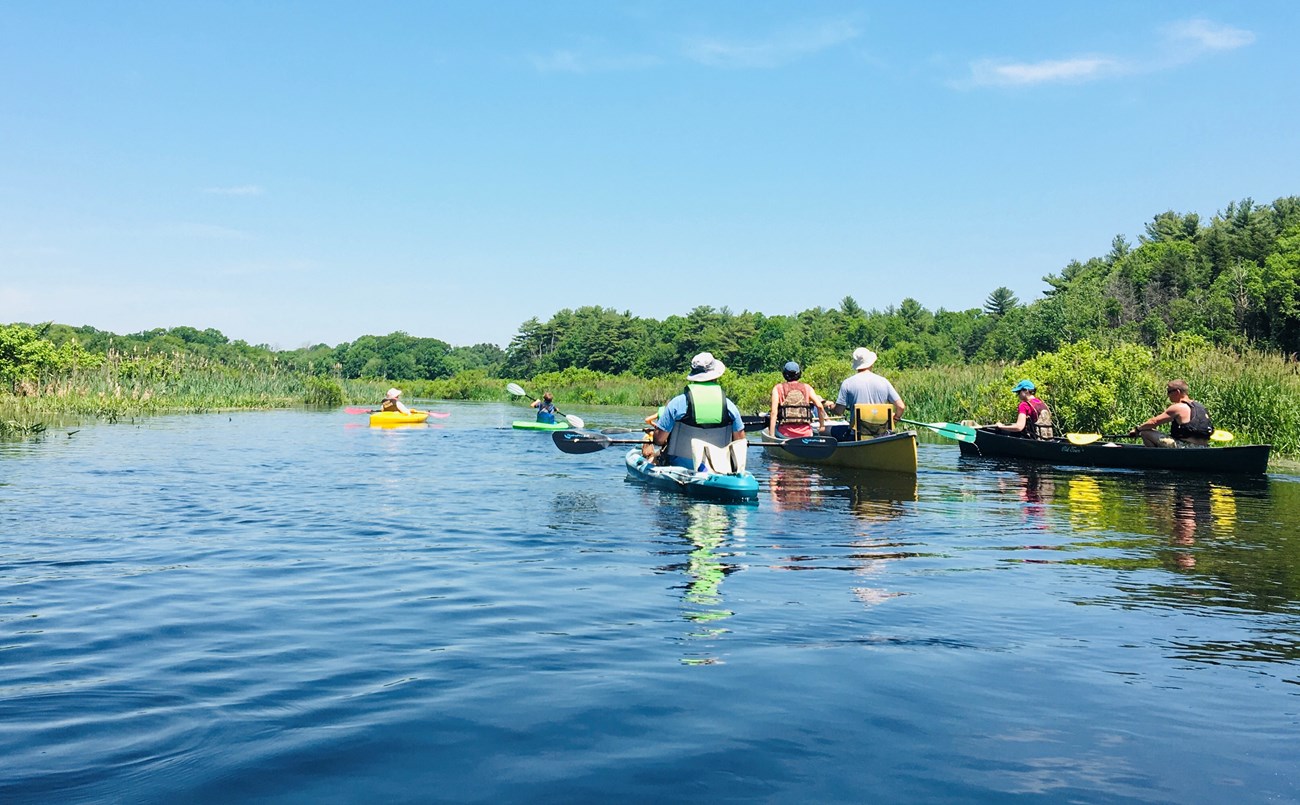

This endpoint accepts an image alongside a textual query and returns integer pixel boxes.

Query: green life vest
[683,382,729,427]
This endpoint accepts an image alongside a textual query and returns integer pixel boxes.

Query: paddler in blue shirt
[651,352,747,468]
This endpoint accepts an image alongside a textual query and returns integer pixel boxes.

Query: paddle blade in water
[563,414,586,429]
[552,430,610,454]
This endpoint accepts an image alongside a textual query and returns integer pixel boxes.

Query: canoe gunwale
[957,428,1270,475]
[754,428,919,474]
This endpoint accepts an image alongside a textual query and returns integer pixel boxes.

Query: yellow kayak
[369,411,430,426]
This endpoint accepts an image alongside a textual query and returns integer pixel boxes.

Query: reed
[8,340,1300,460]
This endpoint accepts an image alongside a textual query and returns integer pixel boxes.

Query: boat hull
[624,449,759,502]
[957,429,1270,475]
[757,429,918,474]
[512,420,570,431]
[369,411,429,426]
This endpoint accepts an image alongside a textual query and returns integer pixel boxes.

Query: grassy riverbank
[5,341,1300,462]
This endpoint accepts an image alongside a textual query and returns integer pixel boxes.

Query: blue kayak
[623,449,759,503]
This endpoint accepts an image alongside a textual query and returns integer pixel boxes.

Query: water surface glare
[2,405,1299,803]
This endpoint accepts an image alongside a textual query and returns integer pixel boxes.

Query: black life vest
[1171,400,1213,440]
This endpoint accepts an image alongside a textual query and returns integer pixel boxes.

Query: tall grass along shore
[3,340,1298,464]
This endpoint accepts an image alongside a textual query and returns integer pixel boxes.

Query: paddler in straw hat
[380,387,412,415]
[650,352,747,468]
[826,348,906,430]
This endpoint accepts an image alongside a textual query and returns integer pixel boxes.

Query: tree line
[5,194,1298,391]
[501,195,1300,377]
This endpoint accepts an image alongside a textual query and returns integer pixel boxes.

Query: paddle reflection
[661,503,749,666]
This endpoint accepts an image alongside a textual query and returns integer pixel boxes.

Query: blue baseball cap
[1011,379,1036,392]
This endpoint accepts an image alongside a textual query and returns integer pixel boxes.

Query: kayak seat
[854,403,895,440]
[691,439,749,474]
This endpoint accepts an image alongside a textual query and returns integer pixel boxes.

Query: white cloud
[964,56,1123,87]
[202,184,263,196]
[684,18,861,69]
[1164,18,1255,52]
[956,17,1254,89]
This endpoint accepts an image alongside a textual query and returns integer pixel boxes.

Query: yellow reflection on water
[1209,483,1238,538]
[1067,475,1104,531]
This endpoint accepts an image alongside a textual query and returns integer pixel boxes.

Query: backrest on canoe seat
[691,439,748,474]
[854,403,895,439]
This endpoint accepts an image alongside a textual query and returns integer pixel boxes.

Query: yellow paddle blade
[1066,433,1103,445]
[1211,429,1234,442]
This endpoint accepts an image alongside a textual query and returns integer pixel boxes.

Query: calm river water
[2,403,1299,803]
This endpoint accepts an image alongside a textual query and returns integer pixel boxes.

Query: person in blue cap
[768,361,829,438]
[993,379,1055,439]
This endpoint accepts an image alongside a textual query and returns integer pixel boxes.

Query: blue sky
[2,2,1296,350]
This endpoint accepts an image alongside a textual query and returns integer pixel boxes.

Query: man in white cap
[827,348,905,424]
[652,352,747,468]
[380,387,412,415]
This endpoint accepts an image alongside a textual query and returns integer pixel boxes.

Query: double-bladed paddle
[506,383,585,429]
[897,418,978,443]
[758,434,839,460]
[344,406,450,418]
[1066,429,1234,446]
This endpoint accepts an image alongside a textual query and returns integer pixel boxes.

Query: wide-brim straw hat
[851,348,878,371]
[687,352,726,382]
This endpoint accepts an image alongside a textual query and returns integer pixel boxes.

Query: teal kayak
[623,449,759,503]
[512,420,571,431]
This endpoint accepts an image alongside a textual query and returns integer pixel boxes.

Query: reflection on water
[4,410,1300,803]
[660,503,750,665]
[767,462,917,522]
[764,463,922,608]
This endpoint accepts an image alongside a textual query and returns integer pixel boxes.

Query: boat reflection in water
[766,462,920,607]
[658,503,750,665]
[766,462,917,520]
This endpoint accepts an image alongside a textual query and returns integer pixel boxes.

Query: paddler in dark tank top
[1133,379,1213,448]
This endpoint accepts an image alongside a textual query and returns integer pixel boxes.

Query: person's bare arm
[1136,403,1179,431]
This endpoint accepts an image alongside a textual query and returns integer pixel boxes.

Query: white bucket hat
[386,388,402,399]
[851,348,878,371]
[687,352,726,382]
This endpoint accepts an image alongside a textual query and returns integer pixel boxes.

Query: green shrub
[304,376,344,407]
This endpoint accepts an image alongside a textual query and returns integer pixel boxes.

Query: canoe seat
[691,439,748,474]
[854,403,895,439]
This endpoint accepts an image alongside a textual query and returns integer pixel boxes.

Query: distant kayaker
[992,379,1056,439]
[1133,379,1213,448]
[532,392,558,424]
[827,348,905,436]
[652,352,747,468]
[768,361,828,438]
[380,388,411,415]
